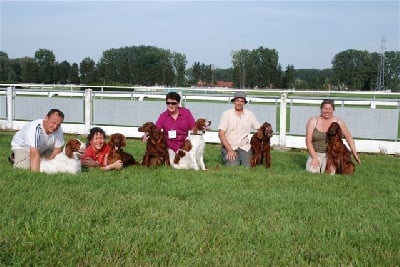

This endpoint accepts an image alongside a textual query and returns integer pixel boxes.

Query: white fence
[1,85,400,155]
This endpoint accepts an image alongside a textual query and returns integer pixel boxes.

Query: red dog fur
[250,122,273,168]
[138,122,170,167]
[107,133,138,167]
[325,122,355,175]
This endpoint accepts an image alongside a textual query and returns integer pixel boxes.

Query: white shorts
[306,152,327,173]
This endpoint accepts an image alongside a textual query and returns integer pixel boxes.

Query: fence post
[6,86,13,129]
[84,89,92,133]
[279,92,287,147]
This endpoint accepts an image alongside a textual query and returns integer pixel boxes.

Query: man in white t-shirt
[218,92,261,167]
[10,109,65,172]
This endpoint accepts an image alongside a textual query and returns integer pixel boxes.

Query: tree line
[0,45,399,91]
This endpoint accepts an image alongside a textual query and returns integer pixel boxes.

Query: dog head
[108,133,127,151]
[192,118,211,135]
[138,121,162,142]
[256,122,273,139]
[327,122,342,138]
[138,122,157,137]
[64,139,86,159]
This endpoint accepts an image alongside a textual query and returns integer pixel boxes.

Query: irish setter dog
[138,122,170,167]
[107,133,138,167]
[325,122,355,175]
[250,122,273,168]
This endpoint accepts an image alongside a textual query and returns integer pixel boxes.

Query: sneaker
[8,152,14,164]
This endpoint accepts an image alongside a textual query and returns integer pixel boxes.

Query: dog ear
[174,150,186,164]
[65,141,73,158]
[121,134,126,147]
[182,139,193,151]
[256,127,264,139]
[108,134,115,146]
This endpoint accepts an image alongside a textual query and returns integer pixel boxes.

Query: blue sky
[1,1,399,69]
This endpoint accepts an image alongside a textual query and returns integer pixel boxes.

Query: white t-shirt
[11,119,64,153]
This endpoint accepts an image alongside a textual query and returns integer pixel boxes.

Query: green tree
[172,52,187,86]
[231,49,250,88]
[69,63,80,84]
[281,65,295,89]
[294,69,333,90]
[332,49,373,90]
[80,57,97,84]
[57,61,71,84]
[253,46,279,88]
[384,51,400,91]
[0,51,10,82]
[34,48,56,83]
[8,58,22,82]
[190,61,202,85]
[214,68,232,82]
[21,57,38,83]
[231,47,280,88]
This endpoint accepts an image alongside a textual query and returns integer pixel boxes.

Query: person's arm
[218,129,237,161]
[338,119,361,164]
[305,117,320,168]
[81,153,123,170]
[48,147,62,160]
[29,147,41,172]
[100,160,123,171]
[81,157,100,167]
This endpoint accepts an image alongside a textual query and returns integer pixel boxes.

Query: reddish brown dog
[250,122,273,168]
[138,122,170,167]
[326,122,355,175]
[107,133,138,167]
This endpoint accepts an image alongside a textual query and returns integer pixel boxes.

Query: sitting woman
[305,99,361,173]
[80,127,123,171]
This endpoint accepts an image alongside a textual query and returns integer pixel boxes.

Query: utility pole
[376,36,386,91]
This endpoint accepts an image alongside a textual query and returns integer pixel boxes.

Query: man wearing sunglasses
[155,92,195,163]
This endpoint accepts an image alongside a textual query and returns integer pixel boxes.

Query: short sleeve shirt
[11,119,64,153]
[81,144,111,166]
[218,108,261,152]
[156,107,195,152]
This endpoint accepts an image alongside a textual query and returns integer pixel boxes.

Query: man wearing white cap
[218,91,261,167]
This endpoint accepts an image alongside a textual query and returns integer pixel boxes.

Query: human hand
[112,160,123,170]
[311,157,320,168]
[354,155,361,165]
[226,150,237,161]
[81,157,99,167]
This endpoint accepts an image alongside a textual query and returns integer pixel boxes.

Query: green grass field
[0,131,399,266]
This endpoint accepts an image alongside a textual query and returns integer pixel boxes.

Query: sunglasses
[166,101,178,106]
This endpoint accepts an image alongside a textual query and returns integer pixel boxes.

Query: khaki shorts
[306,152,327,173]
[12,147,53,170]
